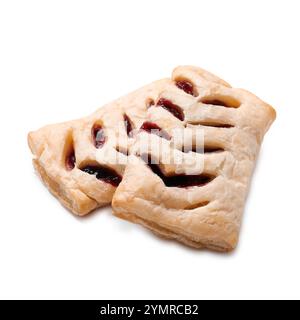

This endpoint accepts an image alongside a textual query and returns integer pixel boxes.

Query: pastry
[28,79,172,215]
[112,66,276,251]
[28,66,275,251]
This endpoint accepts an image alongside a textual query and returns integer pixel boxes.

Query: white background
[0,0,299,300]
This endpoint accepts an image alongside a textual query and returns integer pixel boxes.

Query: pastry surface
[112,66,276,251]
[28,66,275,251]
[28,79,170,215]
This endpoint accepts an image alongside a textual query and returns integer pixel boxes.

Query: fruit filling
[142,155,215,188]
[156,98,185,121]
[80,165,122,187]
[65,150,76,171]
[124,114,134,137]
[140,122,171,140]
[176,80,195,96]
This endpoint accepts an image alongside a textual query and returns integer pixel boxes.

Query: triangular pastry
[111,66,276,251]
[28,79,171,215]
[28,66,275,251]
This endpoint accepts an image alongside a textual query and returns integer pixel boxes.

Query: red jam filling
[124,114,134,137]
[66,150,76,171]
[176,80,195,96]
[156,98,185,121]
[201,99,229,107]
[80,165,122,187]
[140,122,171,140]
[142,155,215,188]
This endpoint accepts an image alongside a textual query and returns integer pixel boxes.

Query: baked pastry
[28,79,172,215]
[28,65,275,251]
[112,66,276,251]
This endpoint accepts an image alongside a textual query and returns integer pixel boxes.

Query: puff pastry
[112,66,276,251]
[28,66,275,251]
[28,79,171,215]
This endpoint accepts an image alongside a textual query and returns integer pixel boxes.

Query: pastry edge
[32,159,99,216]
[112,205,237,252]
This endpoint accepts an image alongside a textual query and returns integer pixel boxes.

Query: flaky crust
[28,79,171,215]
[28,66,275,251]
[112,66,276,251]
